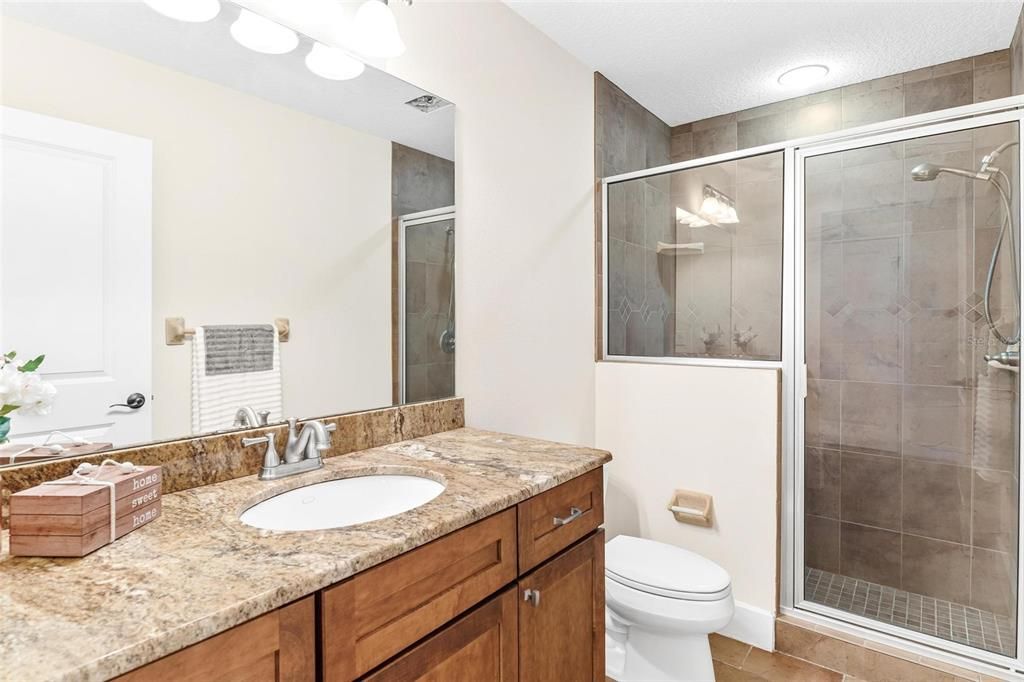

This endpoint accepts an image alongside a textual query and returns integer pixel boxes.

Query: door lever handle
[109,393,146,409]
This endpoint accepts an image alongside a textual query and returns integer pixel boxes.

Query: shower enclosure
[398,206,455,404]
[603,98,1024,673]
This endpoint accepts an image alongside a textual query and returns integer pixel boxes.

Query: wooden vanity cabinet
[518,530,605,682]
[119,467,604,682]
[115,595,315,682]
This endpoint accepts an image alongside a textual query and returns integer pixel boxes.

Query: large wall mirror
[0,1,456,467]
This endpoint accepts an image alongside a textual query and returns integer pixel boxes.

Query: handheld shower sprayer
[911,141,1020,348]
[909,163,989,182]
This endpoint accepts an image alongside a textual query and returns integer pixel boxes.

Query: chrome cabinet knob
[523,589,541,607]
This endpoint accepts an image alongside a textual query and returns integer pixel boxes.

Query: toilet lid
[605,535,731,601]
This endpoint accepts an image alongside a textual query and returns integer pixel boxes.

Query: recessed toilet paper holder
[667,489,713,527]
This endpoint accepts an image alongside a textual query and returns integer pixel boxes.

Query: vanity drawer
[361,587,518,682]
[517,468,603,573]
[322,508,518,681]
[115,596,314,682]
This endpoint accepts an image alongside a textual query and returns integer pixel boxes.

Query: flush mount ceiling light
[231,9,299,54]
[777,64,830,89]
[353,0,406,58]
[306,42,366,80]
[143,0,220,22]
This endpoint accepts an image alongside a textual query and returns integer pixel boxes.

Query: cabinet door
[322,509,517,680]
[519,530,605,682]
[362,587,518,682]
[115,596,314,682]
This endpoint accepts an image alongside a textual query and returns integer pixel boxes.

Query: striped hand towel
[190,324,283,434]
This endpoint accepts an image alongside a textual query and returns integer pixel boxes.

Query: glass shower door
[399,208,456,404]
[800,119,1021,658]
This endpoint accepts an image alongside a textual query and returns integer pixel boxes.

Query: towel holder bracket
[165,317,290,345]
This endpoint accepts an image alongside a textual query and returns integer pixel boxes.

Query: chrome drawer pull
[553,506,583,526]
[523,589,541,607]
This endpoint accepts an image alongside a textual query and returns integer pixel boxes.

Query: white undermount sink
[239,474,445,531]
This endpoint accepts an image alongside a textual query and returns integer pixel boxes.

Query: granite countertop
[0,427,611,682]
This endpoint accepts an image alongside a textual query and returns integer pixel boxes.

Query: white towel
[190,325,283,434]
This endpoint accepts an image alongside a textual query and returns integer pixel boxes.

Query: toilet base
[605,627,715,682]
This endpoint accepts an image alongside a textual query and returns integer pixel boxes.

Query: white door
[0,106,152,446]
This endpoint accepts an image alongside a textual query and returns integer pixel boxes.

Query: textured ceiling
[506,0,1024,126]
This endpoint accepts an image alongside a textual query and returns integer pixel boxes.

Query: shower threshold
[804,568,1015,657]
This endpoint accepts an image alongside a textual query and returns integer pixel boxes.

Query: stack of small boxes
[9,464,162,557]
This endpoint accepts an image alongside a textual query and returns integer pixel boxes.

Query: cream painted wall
[384,1,597,445]
[1,18,393,440]
[595,361,781,616]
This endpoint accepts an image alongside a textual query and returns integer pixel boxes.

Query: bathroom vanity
[0,427,610,681]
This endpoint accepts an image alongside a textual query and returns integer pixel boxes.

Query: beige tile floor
[710,633,845,681]
[605,634,844,681]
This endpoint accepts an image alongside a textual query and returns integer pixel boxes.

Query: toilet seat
[605,535,731,601]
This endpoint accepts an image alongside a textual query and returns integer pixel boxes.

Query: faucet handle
[258,410,271,426]
[242,431,281,470]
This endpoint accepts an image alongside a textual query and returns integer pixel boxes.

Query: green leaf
[0,404,18,417]
[17,354,44,373]
[4,351,15,360]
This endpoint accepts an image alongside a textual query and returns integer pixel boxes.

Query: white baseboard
[717,601,775,651]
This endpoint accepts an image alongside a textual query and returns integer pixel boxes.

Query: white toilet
[605,535,734,681]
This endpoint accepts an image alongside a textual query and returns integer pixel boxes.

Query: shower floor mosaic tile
[805,568,1016,657]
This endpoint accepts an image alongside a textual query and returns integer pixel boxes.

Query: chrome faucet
[283,417,334,463]
[234,406,271,428]
[242,417,336,480]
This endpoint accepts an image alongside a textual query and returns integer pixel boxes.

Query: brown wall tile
[902,459,971,544]
[972,468,1018,553]
[840,522,901,588]
[901,534,971,604]
[971,547,1017,616]
[806,515,840,572]
[806,447,840,519]
[841,452,901,530]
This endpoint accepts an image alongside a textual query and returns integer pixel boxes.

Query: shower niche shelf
[656,241,705,256]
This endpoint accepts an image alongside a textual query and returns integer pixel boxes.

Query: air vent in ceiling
[405,94,452,113]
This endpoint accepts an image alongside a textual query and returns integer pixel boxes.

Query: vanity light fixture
[353,0,406,58]
[698,185,739,224]
[230,8,299,54]
[143,0,220,23]
[777,64,829,89]
[306,42,366,80]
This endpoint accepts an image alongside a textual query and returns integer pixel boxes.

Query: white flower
[18,373,57,416]
[0,363,26,406]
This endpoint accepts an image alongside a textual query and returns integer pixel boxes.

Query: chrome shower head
[910,162,989,182]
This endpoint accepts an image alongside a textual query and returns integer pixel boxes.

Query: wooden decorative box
[9,465,162,557]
